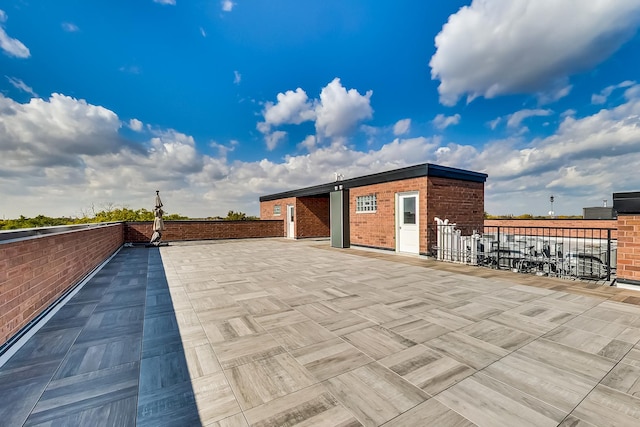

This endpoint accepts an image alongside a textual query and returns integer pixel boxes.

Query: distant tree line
[219,210,259,221]
[0,207,258,230]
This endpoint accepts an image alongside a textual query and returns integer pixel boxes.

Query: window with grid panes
[356,194,377,213]
[273,205,281,215]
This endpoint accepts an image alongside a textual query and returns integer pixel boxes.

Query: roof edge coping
[260,163,487,202]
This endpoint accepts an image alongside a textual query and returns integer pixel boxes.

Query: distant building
[582,207,616,220]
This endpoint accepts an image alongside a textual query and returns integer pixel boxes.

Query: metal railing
[431,219,616,282]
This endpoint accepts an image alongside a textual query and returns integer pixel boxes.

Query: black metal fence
[430,222,616,282]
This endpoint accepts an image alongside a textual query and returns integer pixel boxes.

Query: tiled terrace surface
[3,239,640,426]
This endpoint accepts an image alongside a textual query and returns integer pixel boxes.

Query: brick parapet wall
[484,219,617,239]
[350,177,427,252]
[0,224,124,347]
[124,220,284,243]
[616,215,640,282]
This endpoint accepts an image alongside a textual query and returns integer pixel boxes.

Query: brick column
[614,192,640,286]
[616,215,640,285]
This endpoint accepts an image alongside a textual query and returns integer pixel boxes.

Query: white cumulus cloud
[148,129,203,174]
[592,80,636,104]
[477,84,640,185]
[506,109,553,129]
[258,88,315,133]
[257,78,373,147]
[0,93,226,217]
[265,130,287,151]
[222,0,234,12]
[210,139,238,159]
[154,0,176,5]
[128,118,143,131]
[0,93,122,184]
[393,118,411,135]
[432,113,460,130]
[487,117,501,130]
[0,10,30,58]
[430,0,640,105]
[314,78,373,139]
[297,135,317,151]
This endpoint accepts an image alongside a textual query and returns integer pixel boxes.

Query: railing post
[496,226,501,270]
[606,228,612,282]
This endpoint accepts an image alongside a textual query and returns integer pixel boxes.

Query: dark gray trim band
[616,278,640,287]
[260,163,487,202]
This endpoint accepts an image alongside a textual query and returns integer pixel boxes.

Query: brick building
[259,163,487,255]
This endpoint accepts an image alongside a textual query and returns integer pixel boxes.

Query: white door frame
[396,191,420,254]
[286,204,295,239]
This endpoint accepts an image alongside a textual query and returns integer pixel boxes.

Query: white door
[286,205,295,238]
[397,192,419,254]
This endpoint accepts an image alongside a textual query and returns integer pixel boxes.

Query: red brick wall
[350,177,427,252]
[617,215,640,282]
[426,177,485,231]
[0,224,124,347]
[484,219,617,239]
[260,197,295,237]
[296,196,330,238]
[124,220,284,243]
[426,177,485,251]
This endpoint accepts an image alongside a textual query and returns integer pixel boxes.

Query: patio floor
[2,238,640,426]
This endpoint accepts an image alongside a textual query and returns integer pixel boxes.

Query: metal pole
[606,229,611,282]
[496,226,501,270]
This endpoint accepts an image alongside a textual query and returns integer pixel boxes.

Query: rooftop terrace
[2,238,640,426]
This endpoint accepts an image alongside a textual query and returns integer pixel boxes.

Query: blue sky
[2,0,640,218]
